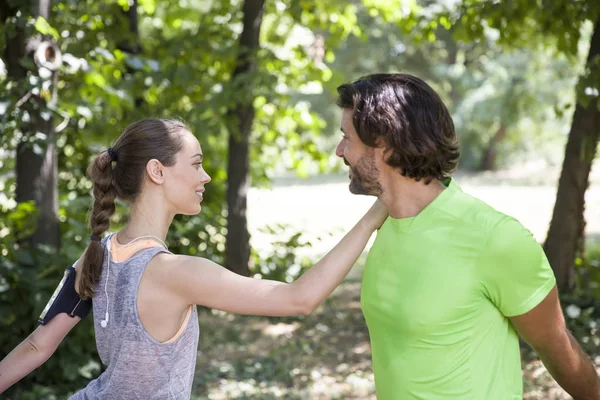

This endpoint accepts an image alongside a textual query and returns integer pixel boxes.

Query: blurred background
[1,0,599,398]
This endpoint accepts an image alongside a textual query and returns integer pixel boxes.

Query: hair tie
[90,234,102,242]
[107,148,118,162]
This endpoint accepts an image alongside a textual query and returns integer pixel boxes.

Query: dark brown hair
[336,73,459,183]
[78,118,188,298]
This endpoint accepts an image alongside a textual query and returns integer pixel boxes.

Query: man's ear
[374,136,388,149]
[374,137,390,163]
[146,159,165,185]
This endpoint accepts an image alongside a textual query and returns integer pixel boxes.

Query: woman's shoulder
[150,252,212,271]
[145,253,215,305]
[146,253,218,291]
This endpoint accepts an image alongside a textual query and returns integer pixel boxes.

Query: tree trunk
[480,123,507,171]
[544,19,600,292]
[117,0,143,108]
[225,0,265,276]
[117,0,140,54]
[3,0,60,252]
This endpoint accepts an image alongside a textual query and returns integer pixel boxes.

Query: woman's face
[162,131,211,215]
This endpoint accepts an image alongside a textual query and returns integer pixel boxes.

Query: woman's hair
[336,73,459,183]
[78,118,189,299]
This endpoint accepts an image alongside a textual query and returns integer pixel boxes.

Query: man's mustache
[343,158,350,167]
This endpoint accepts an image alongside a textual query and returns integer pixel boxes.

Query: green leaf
[34,17,59,39]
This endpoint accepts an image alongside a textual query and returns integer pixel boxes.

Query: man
[334,73,600,399]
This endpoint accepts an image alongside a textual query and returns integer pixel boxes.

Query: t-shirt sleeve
[479,216,556,317]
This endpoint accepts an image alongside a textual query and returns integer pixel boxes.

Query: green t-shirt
[361,178,556,399]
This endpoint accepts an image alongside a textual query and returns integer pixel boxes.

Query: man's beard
[346,153,382,196]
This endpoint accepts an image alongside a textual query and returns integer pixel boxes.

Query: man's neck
[379,176,447,219]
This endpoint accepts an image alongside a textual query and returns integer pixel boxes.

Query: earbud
[100,312,109,328]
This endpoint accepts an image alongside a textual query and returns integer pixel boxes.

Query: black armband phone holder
[38,266,92,325]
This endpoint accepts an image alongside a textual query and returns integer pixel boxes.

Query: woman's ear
[146,159,165,185]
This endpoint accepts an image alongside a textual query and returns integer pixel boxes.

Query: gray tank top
[70,234,200,399]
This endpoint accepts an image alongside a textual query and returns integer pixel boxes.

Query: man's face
[335,109,383,196]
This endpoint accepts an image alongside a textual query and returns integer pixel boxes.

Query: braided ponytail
[78,150,117,299]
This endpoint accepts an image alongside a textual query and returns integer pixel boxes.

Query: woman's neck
[120,204,172,243]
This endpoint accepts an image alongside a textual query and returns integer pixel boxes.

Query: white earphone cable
[100,234,168,329]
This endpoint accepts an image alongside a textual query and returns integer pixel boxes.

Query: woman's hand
[363,198,388,231]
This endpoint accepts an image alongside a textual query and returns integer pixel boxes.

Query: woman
[0,118,387,398]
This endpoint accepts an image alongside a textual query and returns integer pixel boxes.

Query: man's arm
[510,286,600,400]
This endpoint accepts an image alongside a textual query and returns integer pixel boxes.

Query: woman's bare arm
[0,314,80,393]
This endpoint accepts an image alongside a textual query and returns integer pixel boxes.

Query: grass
[192,279,375,400]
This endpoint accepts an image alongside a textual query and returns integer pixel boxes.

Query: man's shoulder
[450,188,537,254]
[444,186,509,235]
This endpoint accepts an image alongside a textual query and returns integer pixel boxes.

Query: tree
[224,0,265,276]
[544,20,600,291]
[1,0,61,252]
[116,0,143,109]
[423,0,600,291]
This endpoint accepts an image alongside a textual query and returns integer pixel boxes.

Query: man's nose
[335,141,344,158]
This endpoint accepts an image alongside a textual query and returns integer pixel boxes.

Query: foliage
[561,244,600,355]
[0,202,100,399]
[250,224,314,283]
[299,0,587,170]
[439,0,600,112]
